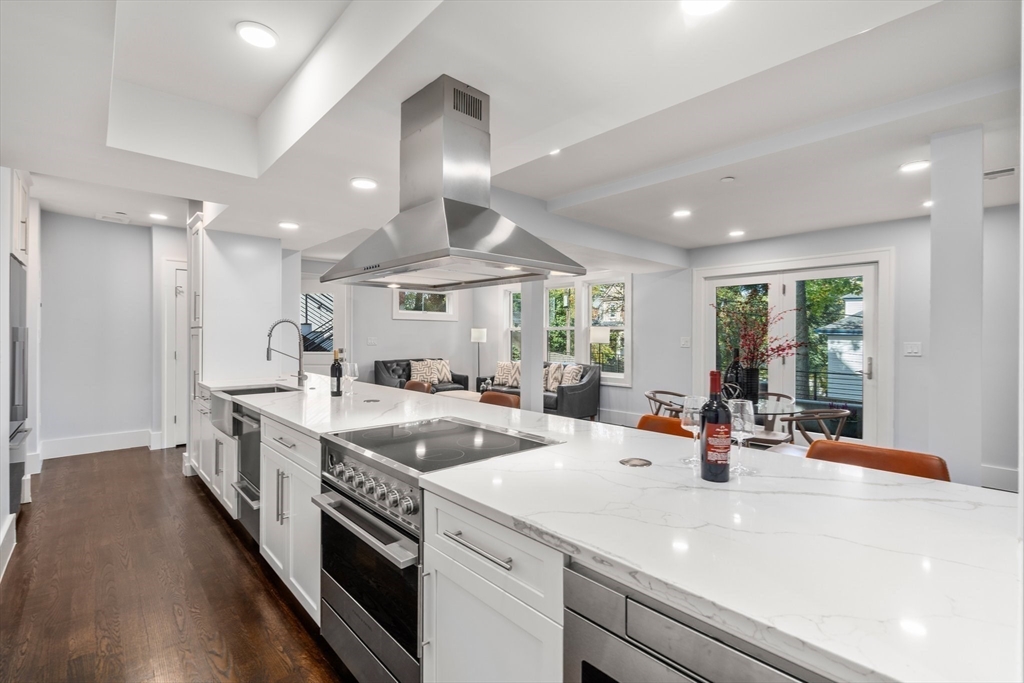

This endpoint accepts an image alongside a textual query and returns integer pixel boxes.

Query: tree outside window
[509,292,521,361]
[589,282,626,374]
[546,287,575,362]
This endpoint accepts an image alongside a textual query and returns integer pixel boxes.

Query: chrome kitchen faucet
[266,318,307,388]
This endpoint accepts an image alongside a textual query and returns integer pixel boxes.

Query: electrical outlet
[903,342,922,357]
[679,336,691,348]
[367,337,377,347]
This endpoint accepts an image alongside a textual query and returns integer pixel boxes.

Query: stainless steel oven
[314,484,420,683]
[564,564,812,683]
[230,405,261,543]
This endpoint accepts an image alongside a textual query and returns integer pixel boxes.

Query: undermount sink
[222,386,300,397]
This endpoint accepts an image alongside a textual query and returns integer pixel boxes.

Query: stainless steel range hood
[321,75,585,291]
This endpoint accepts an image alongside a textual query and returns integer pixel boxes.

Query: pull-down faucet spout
[266,319,307,387]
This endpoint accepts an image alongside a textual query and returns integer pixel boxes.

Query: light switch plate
[903,342,922,357]
[680,337,691,348]
[367,337,377,346]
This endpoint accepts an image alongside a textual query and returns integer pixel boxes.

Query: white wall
[472,286,506,383]
[40,211,154,458]
[350,287,475,383]
[280,250,302,377]
[1,168,15,577]
[149,225,187,447]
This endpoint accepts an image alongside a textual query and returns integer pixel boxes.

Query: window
[299,293,333,352]
[509,291,521,361]
[545,286,575,363]
[588,279,630,383]
[392,289,458,321]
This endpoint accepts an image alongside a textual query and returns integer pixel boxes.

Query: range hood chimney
[320,75,585,291]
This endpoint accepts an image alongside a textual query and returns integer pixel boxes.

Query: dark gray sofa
[477,363,601,420]
[374,359,469,393]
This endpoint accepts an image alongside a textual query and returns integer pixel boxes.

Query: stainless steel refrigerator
[9,254,28,442]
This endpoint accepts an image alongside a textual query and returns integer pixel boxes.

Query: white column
[927,126,984,485]
[519,280,545,412]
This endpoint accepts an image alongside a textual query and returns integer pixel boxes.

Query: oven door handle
[233,412,260,430]
[312,491,418,569]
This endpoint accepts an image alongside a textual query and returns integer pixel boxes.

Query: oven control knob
[399,496,419,515]
[341,467,356,483]
[374,483,389,501]
[385,488,400,508]
[352,472,366,489]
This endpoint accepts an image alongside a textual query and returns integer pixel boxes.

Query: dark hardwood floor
[0,446,345,683]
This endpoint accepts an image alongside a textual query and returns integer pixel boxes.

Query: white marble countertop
[200,374,1022,683]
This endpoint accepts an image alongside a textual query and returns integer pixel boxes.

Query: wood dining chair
[807,441,951,482]
[746,392,795,447]
[480,391,520,409]
[644,391,686,416]
[780,408,851,443]
[636,414,694,439]
[404,380,433,393]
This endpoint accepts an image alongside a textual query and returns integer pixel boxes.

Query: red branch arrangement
[712,302,805,368]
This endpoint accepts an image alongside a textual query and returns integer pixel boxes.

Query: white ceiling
[113,0,349,117]
[0,0,1019,270]
[31,174,189,229]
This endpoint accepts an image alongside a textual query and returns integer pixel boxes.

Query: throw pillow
[545,363,564,391]
[494,361,513,386]
[542,366,549,390]
[561,364,584,386]
[433,359,453,384]
[410,360,435,384]
[509,361,522,388]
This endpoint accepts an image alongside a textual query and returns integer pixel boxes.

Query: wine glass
[727,399,756,474]
[341,362,359,395]
[679,396,706,466]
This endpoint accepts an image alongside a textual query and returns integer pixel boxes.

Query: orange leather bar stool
[480,391,521,409]
[636,414,694,439]
[807,441,951,481]
[404,380,433,393]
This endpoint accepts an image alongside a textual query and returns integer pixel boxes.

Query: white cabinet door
[422,544,562,683]
[285,462,320,623]
[219,432,238,518]
[12,171,28,259]
[260,444,288,578]
[198,412,214,484]
[210,427,234,502]
[188,403,201,473]
[189,223,203,328]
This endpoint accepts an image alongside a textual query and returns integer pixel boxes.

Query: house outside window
[587,278,630,384]
[392,289,458,321]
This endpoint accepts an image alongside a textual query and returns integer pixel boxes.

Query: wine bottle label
[705,423,731,464]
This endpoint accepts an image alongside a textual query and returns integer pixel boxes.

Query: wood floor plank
[0,447,345,683]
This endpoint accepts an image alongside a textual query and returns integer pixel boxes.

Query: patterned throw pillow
[542,366,549,390]
[410,360,435,384]
[545,363,564,391]
[560,364,584,386]
[494,361,513,386]
[433,359,452,384]
[509,361,522,388]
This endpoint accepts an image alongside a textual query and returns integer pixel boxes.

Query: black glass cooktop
[327,418,552,474]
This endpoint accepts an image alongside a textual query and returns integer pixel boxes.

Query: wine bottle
[700,370,731,483]
[724,348,742,387]
[330,349,342,397]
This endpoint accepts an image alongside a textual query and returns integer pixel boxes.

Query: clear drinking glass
[727,399,756,474]
[341,362,359,395]
[680,395,706,466]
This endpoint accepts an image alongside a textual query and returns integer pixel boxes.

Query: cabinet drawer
[425,493,564,624]
[262,418,320,475]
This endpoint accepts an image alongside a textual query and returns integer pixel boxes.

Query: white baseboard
[149,431,163,450]
[599,408,643,427]
[21,474,31,504]
[40,429,151,460]
[981,464,1019,493]
[26,453,41,476]
[182,452,195,477]
[0,512,16,583]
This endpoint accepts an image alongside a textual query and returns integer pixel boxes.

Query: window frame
[544,283,577,365]
[507,289,521,361]
[392,288,459,321]
[585,275,632,387]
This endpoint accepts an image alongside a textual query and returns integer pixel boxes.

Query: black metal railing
[300,293,334,352]
[795,369,863,403]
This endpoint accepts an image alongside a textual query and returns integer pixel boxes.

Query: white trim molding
[40,429,151,460]
[981,464,1019,493]
[0,512,16,582]
[160,258,188,449]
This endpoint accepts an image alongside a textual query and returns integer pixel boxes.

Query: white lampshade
[471,328,487,343]
[590,327,611,344]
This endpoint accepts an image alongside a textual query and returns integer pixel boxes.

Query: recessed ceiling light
[672,209,692,218]
[235,21,278,49]
[387,283,401,289]
[149,213,167,221]
[351,177,378,190]
[900,160,930,173]
[549,149,561,155]
[729,230,745,237]
[680,0,731,16]
[278,221,299,230]
[922,200,933,208]
[504,266,522,271]
[720,176,735,183]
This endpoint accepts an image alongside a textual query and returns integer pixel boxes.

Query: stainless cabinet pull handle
[193,291,199,320]
[280,472,290,522]
[214,440,222,475]
[273,436,296,449]
[275,469,282,523]
[442,530,513,571]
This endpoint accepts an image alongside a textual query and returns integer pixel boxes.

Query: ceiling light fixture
[387,283,402,289]
[680,0,731,16]
[729,230,745,237]
[549,149,561,155]
[720,176,735,183]
[351,177,378,190]
[278,221,299,230]
[672,209,692,218]
[922,200,933,208]
[504,266,522,271]
[149,213,168,221]
[235,21,278,49]
[900,160,930,173]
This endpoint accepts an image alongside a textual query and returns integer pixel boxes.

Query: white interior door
[174,268,188,445]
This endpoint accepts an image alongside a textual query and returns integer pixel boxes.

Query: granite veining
[201,373,1022,683]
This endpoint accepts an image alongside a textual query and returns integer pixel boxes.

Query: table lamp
[471,328,487,388]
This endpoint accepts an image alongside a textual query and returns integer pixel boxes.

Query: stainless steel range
[315,417,557,683]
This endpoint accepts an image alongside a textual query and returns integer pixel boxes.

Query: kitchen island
[201,373,1022,683]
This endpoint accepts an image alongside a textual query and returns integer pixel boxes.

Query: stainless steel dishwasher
[564,564,824,683]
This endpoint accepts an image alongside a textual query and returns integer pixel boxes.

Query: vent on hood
[321,75,585,291]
